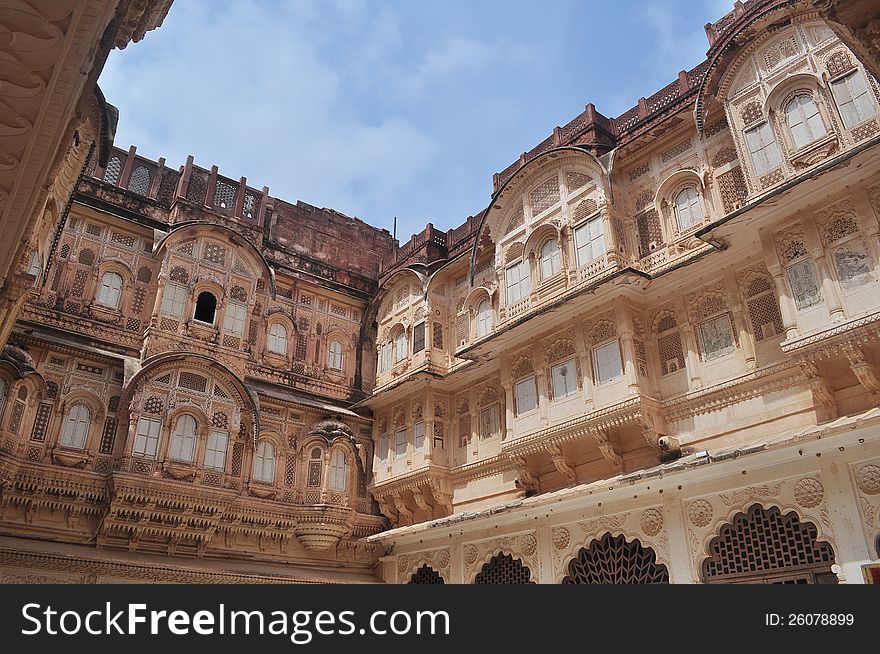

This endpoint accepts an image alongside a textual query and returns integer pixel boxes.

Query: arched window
[409,564,445,584]
[193,291,217,324]
[96,271,123,308]
[394,330,407,363]
[268,323,288,354]
[253,440,276,482]
[169,414,197,462]
[474,553,534,584]
[328,449,347,491]
[59,404,90,449]
[327,339,344,370]
[475,299,492,337]
[673,187,704,232]
[0,379,6,420]
[785,94,826,150]
[103,156,122,185]
[703,505,836,584]
[539,239,561,279]
[562,533,669,584]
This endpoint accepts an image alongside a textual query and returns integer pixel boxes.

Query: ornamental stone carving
[793,478,825,508]
[687,499,713,527]
[856,464,880,495]
[552,527,571,551]
[640,508,664,537]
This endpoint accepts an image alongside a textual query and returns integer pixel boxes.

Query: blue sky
[99,0,732,240]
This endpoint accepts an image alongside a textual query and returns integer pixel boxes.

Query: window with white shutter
[574,216,605,267]
[593,341,623,384]
[551,359,578,399]
[514,377,538,415]
[787,259,822,310]
[744,122,782,175]
[830,70,877,129]
[60,404,90,449]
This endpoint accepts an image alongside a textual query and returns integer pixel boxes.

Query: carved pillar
[513,455,540,492]
[615,300,639,394]
[593,429,624,474]
[680,323,702,390]
[852,189,880,278]
[424,388,434,464]
[725,270,756,370]
[801,216,845,321]
[535,368,550,427]
[761,229,799,340]
[547,444,576,486]
[768,265,800,340]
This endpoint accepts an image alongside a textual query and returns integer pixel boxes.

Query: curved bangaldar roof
[469,146,608,284]
[694,0,799,134]
[154,221,276,298]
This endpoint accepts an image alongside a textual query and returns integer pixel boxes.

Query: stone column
[615,300,639,394]
[680,323,703,390]
[801,216,845,321]
[664,497,696,584]
[725,270,756,370]
[536,523,555,583]
[424,388,434,464]
[821,460,874,584]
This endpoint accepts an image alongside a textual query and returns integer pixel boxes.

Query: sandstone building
[2,0,880,583]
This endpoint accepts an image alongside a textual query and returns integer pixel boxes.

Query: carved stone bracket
[547,444,577,486]
[593,429,624,474]
[513,455,540,492]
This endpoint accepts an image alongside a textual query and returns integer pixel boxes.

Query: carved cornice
[781,309,880,354]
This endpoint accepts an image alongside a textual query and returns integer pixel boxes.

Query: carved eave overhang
[370,465,452,498]
[360,363,449,407]
[368,407,880,544]
[501,395,657,458]
[781,309,880,398]
[247,379,372,425]
[75,179,172,231]
[114,0,174,49]
[458,269,650,363]
[782,309,880,356]
[695,132,880,243]
[662,361,802,422]
[0,457,107,518]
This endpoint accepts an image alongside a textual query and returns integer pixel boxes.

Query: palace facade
[2,0,880,583]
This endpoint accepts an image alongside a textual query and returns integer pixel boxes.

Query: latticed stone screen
[746,279,784,340]
[636,210,664,258]
[718,167,748,213]
[30,402,53,443]
[562,533,668,584]
[100,417,117,454]
[308,461,322,487]
[529,176,560,215]
[214,179,238,209]
[103,157,122,184]
[473,553,533,584]
[702,505,835,582]
[658,331,685,375]
[178,372,208,393]
[409,564,444,584]
[127,166,151,195]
